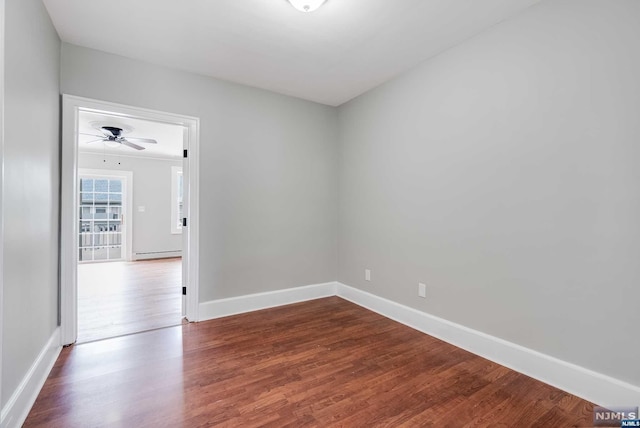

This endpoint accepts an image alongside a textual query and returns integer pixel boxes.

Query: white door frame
[61,95,200,345]
[0,0,6,408]
[77,168,134,262]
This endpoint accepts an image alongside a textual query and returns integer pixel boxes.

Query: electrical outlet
[365,269,371,281]
[418,282,426,298]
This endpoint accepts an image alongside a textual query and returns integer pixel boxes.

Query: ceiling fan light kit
[288,0,326,13]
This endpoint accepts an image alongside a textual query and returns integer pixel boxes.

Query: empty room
[1,0,639,427]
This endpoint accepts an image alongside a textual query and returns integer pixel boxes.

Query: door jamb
[61,95,200,345]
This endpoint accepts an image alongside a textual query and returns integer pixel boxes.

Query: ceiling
[44,0,540,106]
[78,111,184,159]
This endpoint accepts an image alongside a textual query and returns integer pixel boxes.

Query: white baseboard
[198,282,337,320]
[335,282,640,408]
[0,327,62,428]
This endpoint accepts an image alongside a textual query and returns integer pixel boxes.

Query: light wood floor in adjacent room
[77,257,183,343]
[26,297,594,427]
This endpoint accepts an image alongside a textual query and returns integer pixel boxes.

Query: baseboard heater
[134,250,182,260]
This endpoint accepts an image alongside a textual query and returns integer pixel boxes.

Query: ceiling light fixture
[288,0,326,13]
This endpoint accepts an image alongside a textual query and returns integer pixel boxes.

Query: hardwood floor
[77,257,183,343]
[26,297,595,427]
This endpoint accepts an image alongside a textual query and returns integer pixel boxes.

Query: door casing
[0,0,6,408]
[60,95,200,345]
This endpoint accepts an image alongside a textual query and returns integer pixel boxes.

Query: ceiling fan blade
[125,137,157,144]
[121,140,145,150]
[85,139,107,144]
[80,133,105,138]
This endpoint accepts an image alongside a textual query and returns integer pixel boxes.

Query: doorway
[61,95,200,346]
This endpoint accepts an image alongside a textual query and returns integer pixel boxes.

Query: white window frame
[171,166,183,234]
[78,169,133,262]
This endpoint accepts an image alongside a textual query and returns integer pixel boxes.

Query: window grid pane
[78,176,124,262]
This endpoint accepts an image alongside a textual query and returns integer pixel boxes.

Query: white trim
[0,0,5,411]
[198,282,337,320]
[60,97,79,344]
[0,328,62,428]
[78,168,133,262]
[61,95,201,345]
[183,123,199,321]
[335,282,640,408]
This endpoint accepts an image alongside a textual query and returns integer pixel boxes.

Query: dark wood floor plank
[25,297,595,427]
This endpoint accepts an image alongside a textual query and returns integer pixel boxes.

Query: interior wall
[1,0,60,408]
[78,153,183,259]
[337,0,640,387]
[61,43,339,302]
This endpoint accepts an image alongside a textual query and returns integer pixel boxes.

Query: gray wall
[4,0,636,411]
[1,0,60,408]
[338,0,640,387]
[62,43,339,301]
[78,153,183,258]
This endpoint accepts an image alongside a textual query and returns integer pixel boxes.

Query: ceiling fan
[81,126,158,150]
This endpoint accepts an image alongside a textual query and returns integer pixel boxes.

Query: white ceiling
[78,111,184,159]
[44,0,540,106]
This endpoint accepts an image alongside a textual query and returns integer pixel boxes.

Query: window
[78,176,124,262]
[171,166,183,234]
